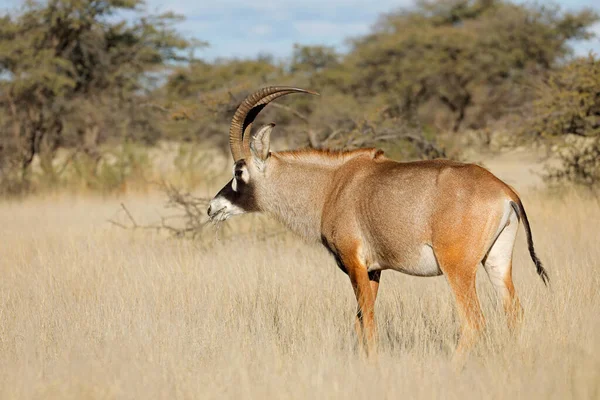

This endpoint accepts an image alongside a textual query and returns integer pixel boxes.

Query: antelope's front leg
[341,251,378,357]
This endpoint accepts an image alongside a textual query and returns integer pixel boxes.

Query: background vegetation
[1,2,599,398]
[1,0,599,196]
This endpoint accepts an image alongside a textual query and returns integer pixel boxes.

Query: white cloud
[1,0,21,13]
[144,0,409,59]
[197,38,295,60]
[572,21,600,56]
[249,24,273,37]
[146,0,412,15]
[293,20,369,38]
[591,21,600,36]
[5,0,597,61]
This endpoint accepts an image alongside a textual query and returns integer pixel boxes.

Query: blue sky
[3,0,599,60]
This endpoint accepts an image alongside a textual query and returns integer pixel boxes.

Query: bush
[526,55,600,188]
[545,136,600,189]
[530,55,600,138]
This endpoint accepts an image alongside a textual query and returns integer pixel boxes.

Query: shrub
[526,55,600,188]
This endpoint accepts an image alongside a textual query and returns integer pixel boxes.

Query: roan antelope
[207,86,548,358]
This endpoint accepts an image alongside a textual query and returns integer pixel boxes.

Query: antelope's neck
[258,156,336,242]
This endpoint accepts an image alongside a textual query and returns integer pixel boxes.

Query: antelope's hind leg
[352,271,382,357]
[483,210,523,330]
[434,247,485,360]
[338,249,379,357]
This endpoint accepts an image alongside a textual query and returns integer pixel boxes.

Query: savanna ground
[1,150,599,399]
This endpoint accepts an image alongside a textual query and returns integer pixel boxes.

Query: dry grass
[0,188,599,399]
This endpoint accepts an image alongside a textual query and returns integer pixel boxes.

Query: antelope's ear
[250,123,274,167]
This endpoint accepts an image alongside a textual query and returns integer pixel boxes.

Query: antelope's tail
[510,200,549,286]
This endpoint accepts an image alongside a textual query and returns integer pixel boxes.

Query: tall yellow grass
[0,189,598,399]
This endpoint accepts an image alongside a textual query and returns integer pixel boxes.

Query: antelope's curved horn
[228,86,319,161]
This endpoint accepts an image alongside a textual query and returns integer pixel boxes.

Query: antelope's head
[207,87,319,222]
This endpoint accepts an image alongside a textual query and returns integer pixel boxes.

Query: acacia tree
[527,55,600,187]
[161,57,286,150]
[0,0,189,191]
[341,0,598,131]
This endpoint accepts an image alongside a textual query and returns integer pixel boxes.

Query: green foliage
[23,142,154,194]
[2,0,600,195]
[0,0,190,192]
[338,0,598,131]
[68,142,153,193]
[527,55,600,188]
[167,58,282,97]
[546,136,600,188]
[159,57,285,150]
[172,143,221,188]
[290,44,340,75]
[529,55,600,138]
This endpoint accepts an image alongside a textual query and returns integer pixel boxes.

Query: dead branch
[107,203,163,232]
[396,132,447,159]
[107,184,213,239]
[270,103,310,123]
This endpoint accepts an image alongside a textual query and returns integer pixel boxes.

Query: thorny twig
[107,184,290,245]
[107,184,232,240]
[107,203,163,232]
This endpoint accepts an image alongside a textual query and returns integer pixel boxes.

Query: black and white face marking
[207,160,256,222]
[231,160,249,192]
